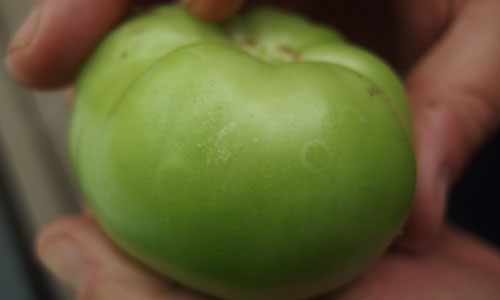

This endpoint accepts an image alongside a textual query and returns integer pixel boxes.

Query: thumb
[36,214,206,300]
[401,0,500,249]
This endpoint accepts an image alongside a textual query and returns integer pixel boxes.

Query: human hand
[5,0,244,88]
[37,215,500,299]
[6,0,500,298]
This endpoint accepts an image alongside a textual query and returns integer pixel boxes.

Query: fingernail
[7,4,42,54]
[39,236,87,289]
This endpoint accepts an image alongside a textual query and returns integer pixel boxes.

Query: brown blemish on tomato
[278,44,300,60]
[367,86,382,96]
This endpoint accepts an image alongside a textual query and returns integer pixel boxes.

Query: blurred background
[0,1,499,300]
[0,1,80,299]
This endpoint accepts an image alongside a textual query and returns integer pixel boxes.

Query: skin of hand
[6,0,500,299]
[37,215,500,300]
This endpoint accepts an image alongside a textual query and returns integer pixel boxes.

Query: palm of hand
[329,229,500,300]
[40,217,500,300]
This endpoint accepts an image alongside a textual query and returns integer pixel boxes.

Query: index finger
[6,0,130,89]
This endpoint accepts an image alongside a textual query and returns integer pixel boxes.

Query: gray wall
[0,0,81,299]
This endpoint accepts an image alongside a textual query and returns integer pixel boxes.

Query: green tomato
[70,5,415,300]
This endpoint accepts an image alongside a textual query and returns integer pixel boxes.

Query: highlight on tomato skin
[70,5,415,300]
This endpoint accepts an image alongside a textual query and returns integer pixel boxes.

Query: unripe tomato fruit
[70,5,415,300]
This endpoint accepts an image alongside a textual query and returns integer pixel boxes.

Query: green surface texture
[70,6,415,300]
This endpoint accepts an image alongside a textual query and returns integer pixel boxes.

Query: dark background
[447,131,500,246]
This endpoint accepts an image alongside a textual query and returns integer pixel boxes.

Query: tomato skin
[70,6,415,300]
